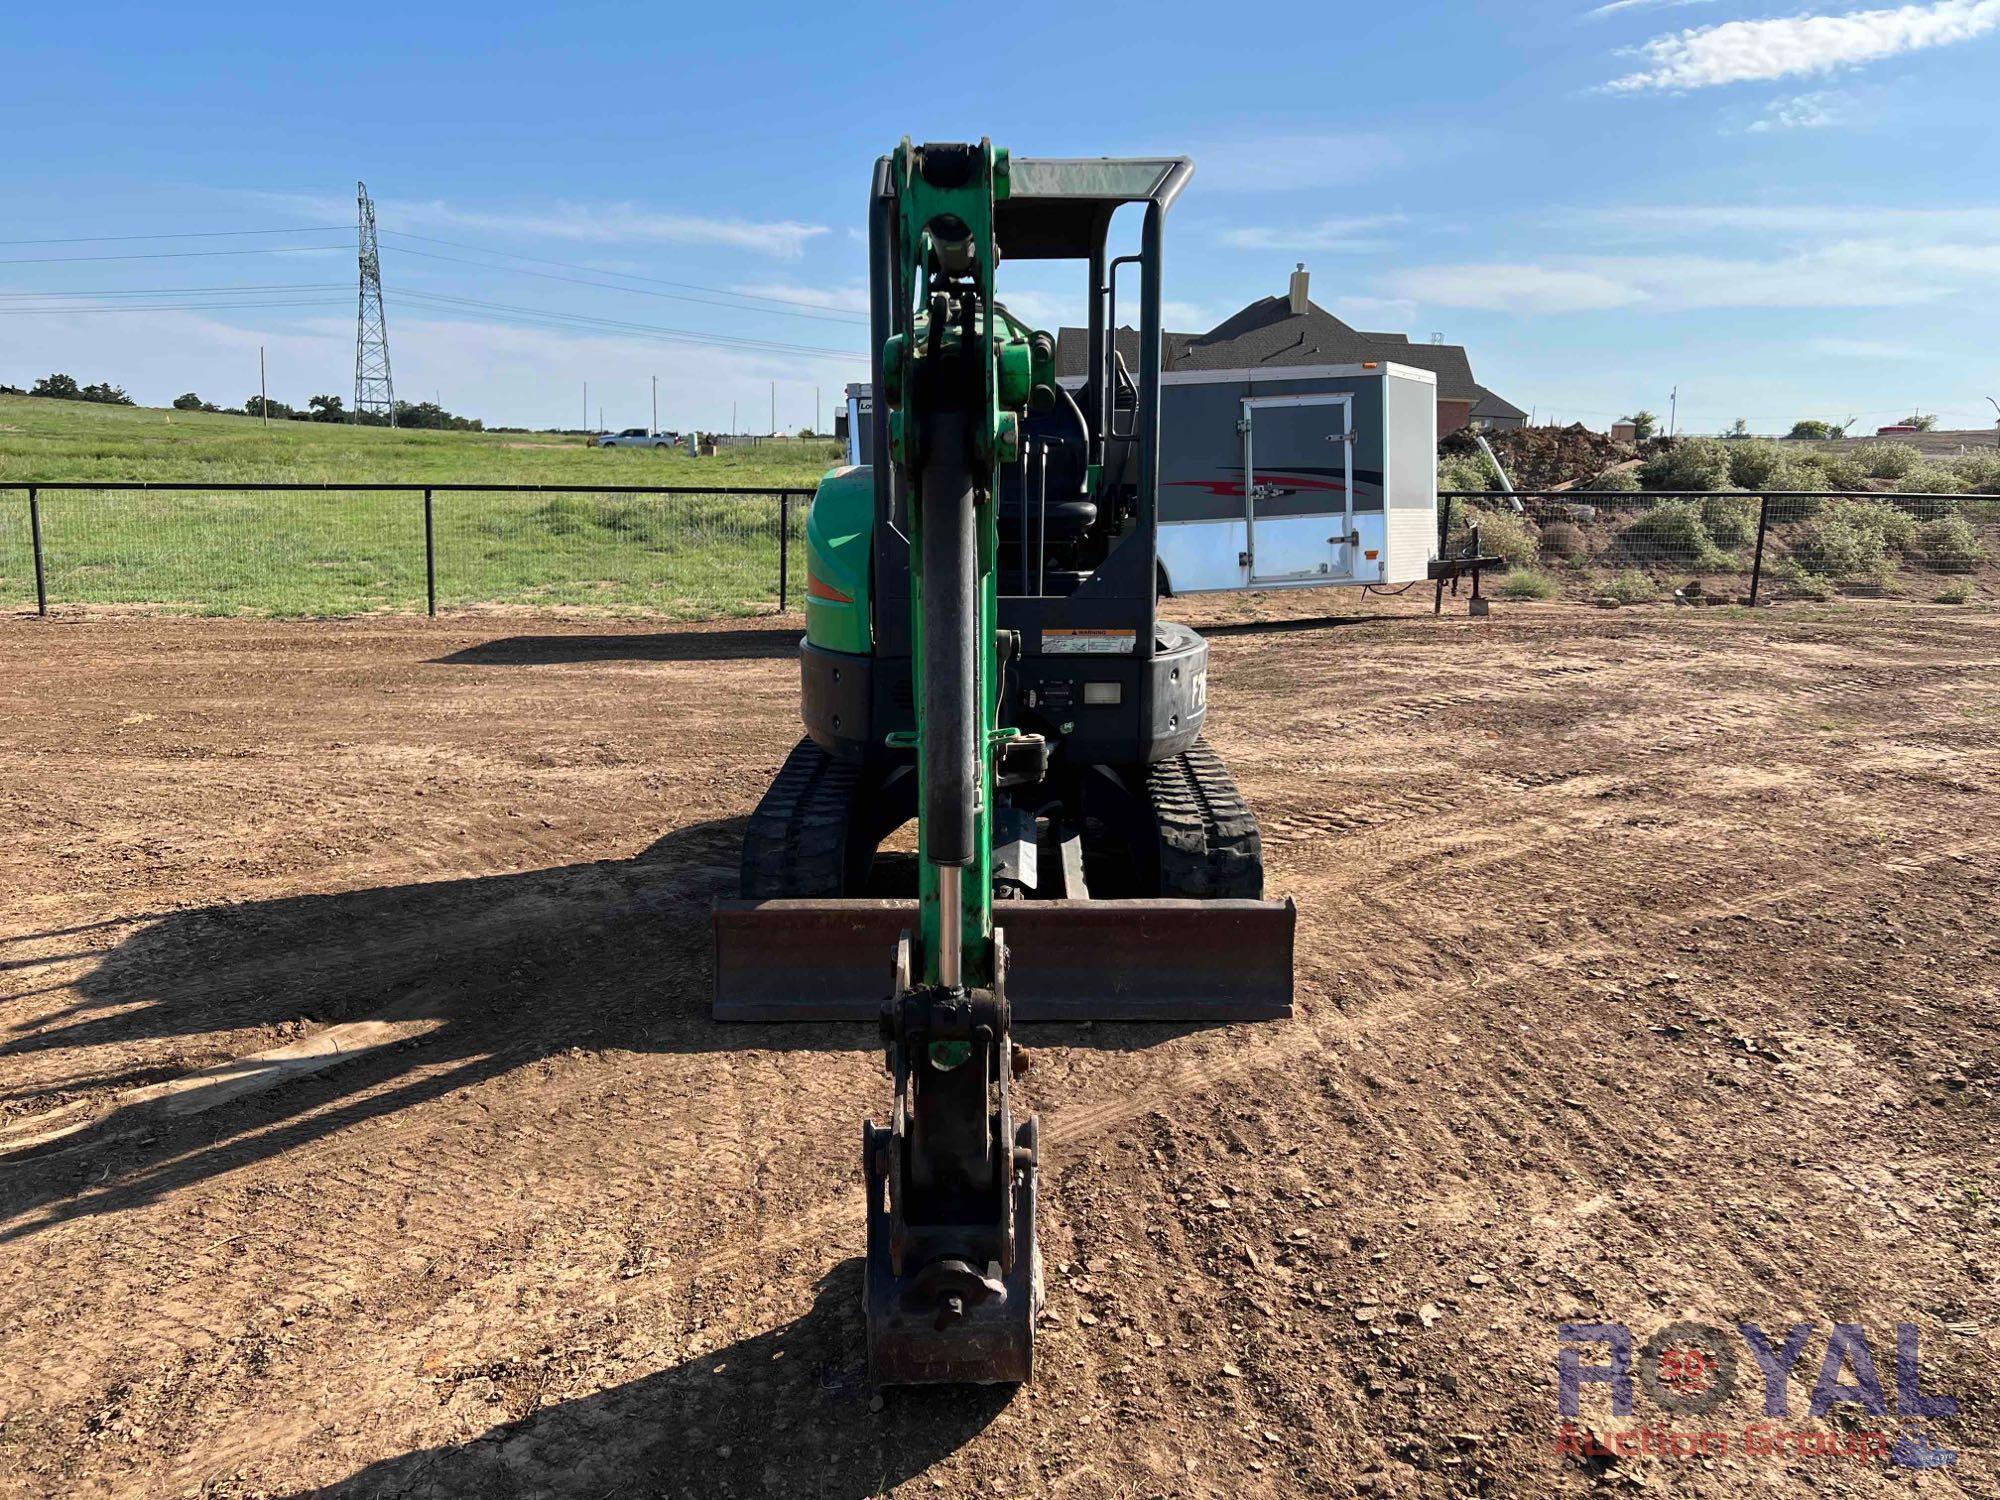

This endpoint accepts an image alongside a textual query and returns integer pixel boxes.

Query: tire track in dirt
[5,609,1998,1497]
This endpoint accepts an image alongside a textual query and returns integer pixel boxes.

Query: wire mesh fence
[5,484,812,620]
[0,492,29,610]
[8,483,1992,621]
[1442,490,1998,607]
[1755,494,1994,603]
[33,488,428,615]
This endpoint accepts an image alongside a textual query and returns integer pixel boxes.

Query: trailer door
[1241,393,1354,584]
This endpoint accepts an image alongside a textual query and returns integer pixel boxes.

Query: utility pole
[1668,385,1678,439]
[770,381,776,438]
[259,345,268,428]
[816,385,821,436]
[352,182,397,426]
[731,400,737,436]
[583,381,588,433]
[651,374,659,437]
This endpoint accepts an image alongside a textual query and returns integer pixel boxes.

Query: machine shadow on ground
[434,627,798,667]
[0,816,1216,1242]
[296,1261,1014,1500]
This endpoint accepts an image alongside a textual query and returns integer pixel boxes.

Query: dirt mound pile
[1440,423,1643,491]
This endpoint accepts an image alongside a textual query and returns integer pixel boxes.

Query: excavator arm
[863,139,1042,1384]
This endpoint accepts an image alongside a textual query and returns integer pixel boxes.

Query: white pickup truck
[594,427,678,448]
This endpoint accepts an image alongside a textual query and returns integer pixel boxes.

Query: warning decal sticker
[1041,627,1137,655]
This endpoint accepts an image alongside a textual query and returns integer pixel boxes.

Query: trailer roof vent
[1289,263,1310,316]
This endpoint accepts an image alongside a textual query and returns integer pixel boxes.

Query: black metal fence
[1441,489,1997,606]
[2,483,811,620]
[4,481,1991,621]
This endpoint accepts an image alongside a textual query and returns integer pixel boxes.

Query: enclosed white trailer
[848,360,1438,596]
[1142,361,1438,594]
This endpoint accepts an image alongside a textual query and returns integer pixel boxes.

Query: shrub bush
[1914,515,1987,571]
[1789,516,1887,577]
[1725,440,1789,489]
[1602,569,1661,603]
[1639,436,1732,491]
[1437,452,1499,494]
[1767,558,1836,600]
[1822,497,1918,552]
[1622,500,1729,569]
[1538,520,1586,559]
[1903,461,1967,495]
[1585,466,1642,493]
[1945,452,2000,494]
[1935,580,1975,604]
[1497,567,1559,600]
[1449,504,1540,565]
[1799,451,1864,491]
[1699,495,1760,549]
[1856,442,1919,481]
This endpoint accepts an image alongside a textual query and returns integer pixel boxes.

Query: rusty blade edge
[711,898,1295,1023]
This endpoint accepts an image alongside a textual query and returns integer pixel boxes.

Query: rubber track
[739,737,860,898]
[1145,738,1265,898]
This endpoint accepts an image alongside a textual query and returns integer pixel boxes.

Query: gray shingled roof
[1053,297,1490,405]
[1470,383,1527,421]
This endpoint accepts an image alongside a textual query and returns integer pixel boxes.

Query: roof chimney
[1288,262,1310,316]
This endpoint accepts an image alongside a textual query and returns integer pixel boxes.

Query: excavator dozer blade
[711,898,1295,1024]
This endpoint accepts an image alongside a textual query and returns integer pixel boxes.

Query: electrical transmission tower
[352,181,396,426]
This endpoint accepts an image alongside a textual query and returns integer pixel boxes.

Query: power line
[396,288,866,362]
[379,238,868,326]
[379,229,866,317]
[0,245,345,266]
[0,282,347,298]
[0,299,347,315]
[0,226,346,247]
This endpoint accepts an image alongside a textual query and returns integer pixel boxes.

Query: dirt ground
[1,596,1995,1498]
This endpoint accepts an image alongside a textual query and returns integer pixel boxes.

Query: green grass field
[0,395,841,616]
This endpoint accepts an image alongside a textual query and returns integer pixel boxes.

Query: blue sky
[4,0,1997,434]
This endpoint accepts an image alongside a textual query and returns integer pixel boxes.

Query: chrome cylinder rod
[937,865,963,989]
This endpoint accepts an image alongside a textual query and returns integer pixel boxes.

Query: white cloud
[1805,336,1936,358]
[1382,263,1646,312]
[388,200,829,258]
[1380,234,2000,313]
[1217,215,1408,252]
[1747,90,1849,130]
[1577,202,2000,235]
[1161,300,1215,331]
[1330,295,1421,327]
[729,282,870,313]
[1607,0,2000,91]
[261,191,828,258]
[1585,0,1720,20]
[0,298,858,431]
[988,288,1075,330]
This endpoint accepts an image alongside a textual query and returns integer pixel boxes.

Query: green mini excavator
[712,140,1295,1385]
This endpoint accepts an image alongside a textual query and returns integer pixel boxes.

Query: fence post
[778,492,791,612]
[1748,493,1770,606]
[423,488,437,617]
[29,487,47,617]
